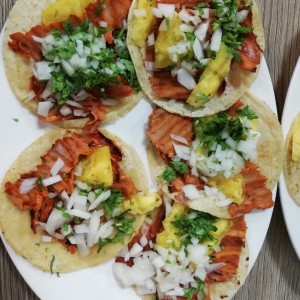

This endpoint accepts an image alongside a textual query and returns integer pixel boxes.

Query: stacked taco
[284,113,300,204]
[0,129,161,272]
[3,0,142,129]
[127,0,264,117]
[114,198,248,299]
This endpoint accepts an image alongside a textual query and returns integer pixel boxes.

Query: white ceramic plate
[279,56,300,260]
[0,26,277,299]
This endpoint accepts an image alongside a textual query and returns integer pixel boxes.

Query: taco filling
[147,100,274,218]
[4,130,161,257]
[114,197,248,299]
[129,0,262,107]
[7,0,140,128]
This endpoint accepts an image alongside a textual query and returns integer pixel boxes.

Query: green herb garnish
[236,105,258,120]
[96,0,105,15]
[184,287,198,300]
[158,167,177,183]
[36,177,43,192]
[171,210,217,247]
[50,255,55,274]
[103,190,124,216]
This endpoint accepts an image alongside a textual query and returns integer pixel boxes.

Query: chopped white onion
[25,90,36,102]
[172,142,191,160]
[170,134,188,145]
[68,209,92,220]
[37,101,52,117]
[19,178,37,194]
[182,184,201,200]
[42,175,62,187]
[177,68,196,90]
[236,10,249,23]
[74,165,83,176]
[73,109,85,116]
[99,21,108,27]
[101,98,118,106]
[74,224,89,234]
[50,157,64,176]
[193,38,204,61]
[33,61,54,81]
[157,4,175,18]
[152,7,163,18]
[60,105,72,116]
[147,33,155,46]
[210,28,222,52]
[179,24,195,33]
[145,61,155,71]
[179,9,191,23]
[88,190,111,210]
[66,100,84,108]
[129,243,143,257]
[194,22,209,42]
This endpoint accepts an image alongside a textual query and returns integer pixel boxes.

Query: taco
[127,0,264,117]
[3,0,142,129]
[147,93,283,219]
[283,113,300,205]
[0,129,162,273]
[113,196,248,299]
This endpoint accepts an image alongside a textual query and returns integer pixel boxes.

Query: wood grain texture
[1,0,300,299]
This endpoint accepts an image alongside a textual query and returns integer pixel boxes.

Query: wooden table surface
[1,0,300,299]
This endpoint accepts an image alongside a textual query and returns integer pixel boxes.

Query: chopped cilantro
[62,224,69,232]
[36,177,43,192]
[50,255,55,274]
[211,0,253,59]
[184,287,197,300]
[115,215,135,235]
[12,118,19,122]
[171,161,189,174]
[103,190,124,216]
[171,210,217,247]
[165,17,170,30]
[55,205,71,218]
[38,18,140,108]
[237,105,258,120]
[196,92,209,100]
[195,276,206,297]
[193,112,244,150]
[97,213,135,252]
[158,167,176,183]
[184,32,196,48]
[96,0,105,15]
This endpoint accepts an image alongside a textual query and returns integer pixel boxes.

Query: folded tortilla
[115,205,249,300]
[127,0,265,118]
[147,93,283,218]
[0,129,148,272]
[284,113,300,205]
[3,0,143,128]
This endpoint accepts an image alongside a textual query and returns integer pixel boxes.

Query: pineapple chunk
[155,14,183,68]
[77,146,113,187]
[131,0,156,47]
[204,219,232,253]
[122,193,162,215]
[42,0,94,25]
[156,202,187,249]
[187,43,233,108]
[208,174,244,205]
[292,116,300,162]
